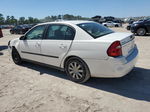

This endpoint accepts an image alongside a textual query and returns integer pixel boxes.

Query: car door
[145,20,150,32]
[107,22,113,27]
[19,25,46,62]
[40,24,75,67]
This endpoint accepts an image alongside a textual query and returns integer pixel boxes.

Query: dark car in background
[130,19,150,36]
[10,24,34,34]
[127,19,145,31]
[0,25,14,29]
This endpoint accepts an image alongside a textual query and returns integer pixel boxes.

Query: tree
[57,15,62,19]
[10,16,17,25]
[5,16,11,24]
[63,14,75,20]
[0,13,5,24]
[0,13,91,25]
[42,16,52,22]
[28,17,34,24]
[33,18,40,23]
[19,17,25,24]
[51,16,57,21]
[76,16,82,20]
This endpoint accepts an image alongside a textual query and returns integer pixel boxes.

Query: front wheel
[137,28,146,36]
[10,30,14,34]
[12,48,22,65]
[65,57,90,83]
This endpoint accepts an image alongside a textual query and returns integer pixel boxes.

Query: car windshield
[77,22,114,38]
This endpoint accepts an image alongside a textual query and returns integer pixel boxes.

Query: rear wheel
[10,30,14,34]
[65,57,90,83]
[104,24,107,27]
[115,24,119,27]
[12,48,22,65]
[137,28,146,36]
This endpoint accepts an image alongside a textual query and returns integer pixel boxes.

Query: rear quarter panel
[64,40,110,60]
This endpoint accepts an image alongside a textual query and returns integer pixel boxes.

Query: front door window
[25,25,46,40]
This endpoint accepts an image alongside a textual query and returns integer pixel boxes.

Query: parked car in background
[10,24,34,34]
[102,21,121,27]
[0,25,14,29]
[133,19,145,24]
[126,24,131,30]
[8,21,138,83]
[130,19,150,36]
[127,19,145,30]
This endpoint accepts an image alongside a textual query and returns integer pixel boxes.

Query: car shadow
[145,33,150,36]
[21,62,150,102]
[84,67,150,102]
[0,45,8,51]
[21,62,68,79]
[0,45,8,55]
[135,33,150,36]
[0,52,3,55]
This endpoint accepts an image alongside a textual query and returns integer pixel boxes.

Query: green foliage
[0,13,90,25]
[41,14,90,22]
[0,13,5,24]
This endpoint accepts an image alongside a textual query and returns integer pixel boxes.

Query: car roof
[38,20,94,26]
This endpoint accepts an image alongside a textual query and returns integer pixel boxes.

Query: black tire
[115,24,119,27]
[12,48,22,65]
[104,24,107,27]
[126,26,131,30]
[65,57,90,83]
[10,30,14,34]
[137,28,146,36]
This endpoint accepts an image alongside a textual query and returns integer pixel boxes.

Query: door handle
[59,44,67,49]
[35,42,41,47]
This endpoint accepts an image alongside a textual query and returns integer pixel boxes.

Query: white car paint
[102,21,121,27]
[8,21,138,81]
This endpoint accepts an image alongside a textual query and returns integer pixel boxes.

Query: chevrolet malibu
[8,21,138,83]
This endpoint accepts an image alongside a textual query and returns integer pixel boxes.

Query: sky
[0,0,149,19]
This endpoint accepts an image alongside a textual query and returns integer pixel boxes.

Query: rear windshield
[77,22,114,38]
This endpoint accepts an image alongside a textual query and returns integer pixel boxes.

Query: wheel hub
[68,62,84,79]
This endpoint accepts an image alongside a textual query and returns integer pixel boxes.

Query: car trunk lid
[96,32,135,57]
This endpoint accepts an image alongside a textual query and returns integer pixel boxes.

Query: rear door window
[45,24,75,40]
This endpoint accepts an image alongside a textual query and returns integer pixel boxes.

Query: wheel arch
[9,38,21,53]
[11,46,22,58]
[9,46,16,54]
[11,46,22,65]
[62,55,91,74]
[136,26,147,32]
[63,55,82,68]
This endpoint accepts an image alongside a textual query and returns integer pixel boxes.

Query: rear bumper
[84,46,138,78]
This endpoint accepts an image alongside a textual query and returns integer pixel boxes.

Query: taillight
[107,41,122,57]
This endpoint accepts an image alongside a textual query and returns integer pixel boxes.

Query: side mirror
[20,36,25,40]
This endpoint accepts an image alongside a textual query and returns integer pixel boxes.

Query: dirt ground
[0,26,150,112]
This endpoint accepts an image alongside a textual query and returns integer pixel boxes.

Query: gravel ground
[0,26,150,112]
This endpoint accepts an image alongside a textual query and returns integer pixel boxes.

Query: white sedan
[8,21,138,83]
[102,21,121,27]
